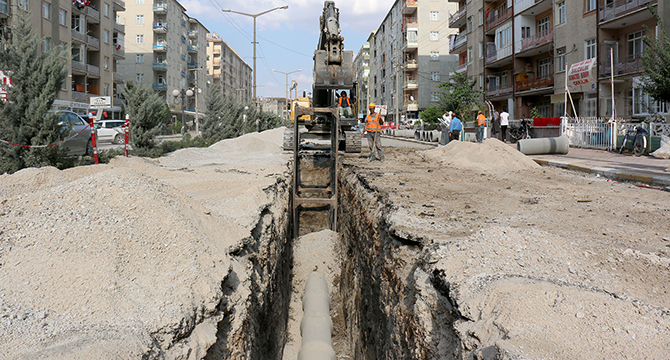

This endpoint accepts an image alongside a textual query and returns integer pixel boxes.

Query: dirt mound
[423,138,540,173]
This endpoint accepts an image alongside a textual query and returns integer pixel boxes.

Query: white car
[94,120,126,144]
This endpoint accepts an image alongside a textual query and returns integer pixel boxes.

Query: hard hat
[368,103,375,108]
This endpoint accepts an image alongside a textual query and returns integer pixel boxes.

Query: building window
[136,15,144,24]
[557,2,566,24]
[59,41,67,58]
[136,54,144,63]
[430,31,439,41]
[42,37,51,52]
[17,0,28,11]
[538,58,551,79]
[628,30,645,58]
[521,26,530,39]
[104,3,109,17]
[104,30,109,44]
[104,56,109,70]
[585,39,596,59]
[136,0,144,4]
[583,92,597,116]
[538,16,549,34]
[467,16,472,33]
[430,11,439,21]
[42,2,50,20]
[430,51,439,61]
[136,73,144,83]
[557,47,566,72]
[58,8,66,26]
[136,34,144,44]
[586,0,596,12]
[467,47,473,62]
[478,9,483,26]
[479,41,483,59]
[407,30,418,45]
[431,92,440,102]
[431,72,440,81]
[72,47,82,62]
[501,71,509,87]
[632,83,668,115]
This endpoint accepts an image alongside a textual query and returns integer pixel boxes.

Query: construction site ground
[1,128,669,359]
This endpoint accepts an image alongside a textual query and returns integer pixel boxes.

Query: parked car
[54,110,94,156]
[94,119,126,144]
[381,122,397,130]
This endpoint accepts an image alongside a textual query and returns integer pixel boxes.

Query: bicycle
[618,124,647,156]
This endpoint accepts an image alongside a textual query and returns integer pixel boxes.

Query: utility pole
[273,68,302,121]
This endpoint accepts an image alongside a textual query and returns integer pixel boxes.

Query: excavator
[288,1,360,237]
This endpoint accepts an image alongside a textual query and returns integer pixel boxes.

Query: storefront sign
[568,58,596,87]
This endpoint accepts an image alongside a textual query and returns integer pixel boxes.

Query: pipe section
[298,272,335,360]
[517,136,570,155]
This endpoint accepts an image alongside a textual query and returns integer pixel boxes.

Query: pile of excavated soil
[423,138,540,173]
[0,128,290,359]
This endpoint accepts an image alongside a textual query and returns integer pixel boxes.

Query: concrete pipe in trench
[517,136,570,155]
[298,272,335,360]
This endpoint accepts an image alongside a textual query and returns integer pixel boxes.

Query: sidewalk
[528,147,670,187]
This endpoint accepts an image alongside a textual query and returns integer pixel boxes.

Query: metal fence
[562,117,670,151]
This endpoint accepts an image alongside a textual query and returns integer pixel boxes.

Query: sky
[177,0,396,98]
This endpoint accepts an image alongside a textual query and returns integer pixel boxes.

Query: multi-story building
[449,0,667,120]
[1,0,126,112]
[206,32,252,104]
[118,0,208,116]
[353,44,370,118]
[369,0,459,123]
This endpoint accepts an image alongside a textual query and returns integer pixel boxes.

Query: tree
[0,11,67,174]
[121,81,170,148]
[436,72,483,125]
[419,106,443,127]
[641,5,670,104]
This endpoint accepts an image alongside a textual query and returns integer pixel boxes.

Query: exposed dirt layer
[339,138,670,359]
[0,129,291,359]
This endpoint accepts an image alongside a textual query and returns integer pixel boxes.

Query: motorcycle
[509,119,531,143]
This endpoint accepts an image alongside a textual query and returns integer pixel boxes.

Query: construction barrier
[298,272,335,360]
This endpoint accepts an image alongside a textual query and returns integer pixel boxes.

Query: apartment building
[353,43,370,117]
[450,0,667,120]
[206,32,252,104]
[0,0,126,112]
[118,0,208,116]
[369,0,459,123]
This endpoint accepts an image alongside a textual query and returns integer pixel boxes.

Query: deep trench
[205,157,459,359]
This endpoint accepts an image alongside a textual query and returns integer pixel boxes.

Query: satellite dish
[410,96,415,102]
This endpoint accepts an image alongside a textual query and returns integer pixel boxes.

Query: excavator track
[343,131,361,153]
[283,128,295,151]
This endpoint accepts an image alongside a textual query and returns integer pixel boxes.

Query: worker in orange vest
[476,110,486,142]
[338,91,351,108]
[365,103,384,162]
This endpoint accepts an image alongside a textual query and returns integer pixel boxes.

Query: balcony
[86,6,100,23]
[454,63,467,74]
[153,24,167,33]
[404,95,418,111]
[113,72,124,83]
[403,79,418,90]
[181,54,186,61]
[600,0,655,25]
[152,83,167,90]
[485,7,512,33]
[113,0,125,11]
[213,49,220,55]
[187,45,198,52]
[187,76,195,82]
[153,62,168,71]
[450,33,467,53]
[449,6,466,28]
[113,45,125,58]
[153,42,167,52]
[485,83,513,98]
[516,75,554,93]
[515,0,551,16]
[87,64,100,77]
[486,44,513,66]
[153,3,167,14]
[212,70,221,78]
[71,30,86,43]
[404,59,418,70]
[87,35,100,50]
[599,54,644,78]
[187,61,198,68]
[188,30,198,39]
[0,0,8,17]
[403,0,417,14]
[113,22,125,33]
[72,91,88,102]
[516,28,553,55]
[71,61,87,74]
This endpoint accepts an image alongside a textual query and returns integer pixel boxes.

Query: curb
[380,135,439,147]
[532,158,670,187]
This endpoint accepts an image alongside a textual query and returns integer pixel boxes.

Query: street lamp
[172,88,194,136]
[221,5,289,106]
[272,68,302,121]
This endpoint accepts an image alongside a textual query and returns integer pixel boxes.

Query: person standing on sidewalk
[449,114,462,143]
[439,111,452,146]
[365,103,384,161]
[500,110,509,142]
[476,111,486,142]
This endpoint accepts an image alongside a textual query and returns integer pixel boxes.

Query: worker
[338,91,351,108]
[365,103,384,162]
[449,114,462,143]
[476,110,486,142]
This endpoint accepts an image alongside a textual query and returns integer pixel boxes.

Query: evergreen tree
[0,11,67,174]
[419,106,444,127]
[437,72,483,125]
[201,85,227,140]
[642,5,670,103]
[121,81,170,148]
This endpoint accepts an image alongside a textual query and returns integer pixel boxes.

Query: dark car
[54,110,94,156]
